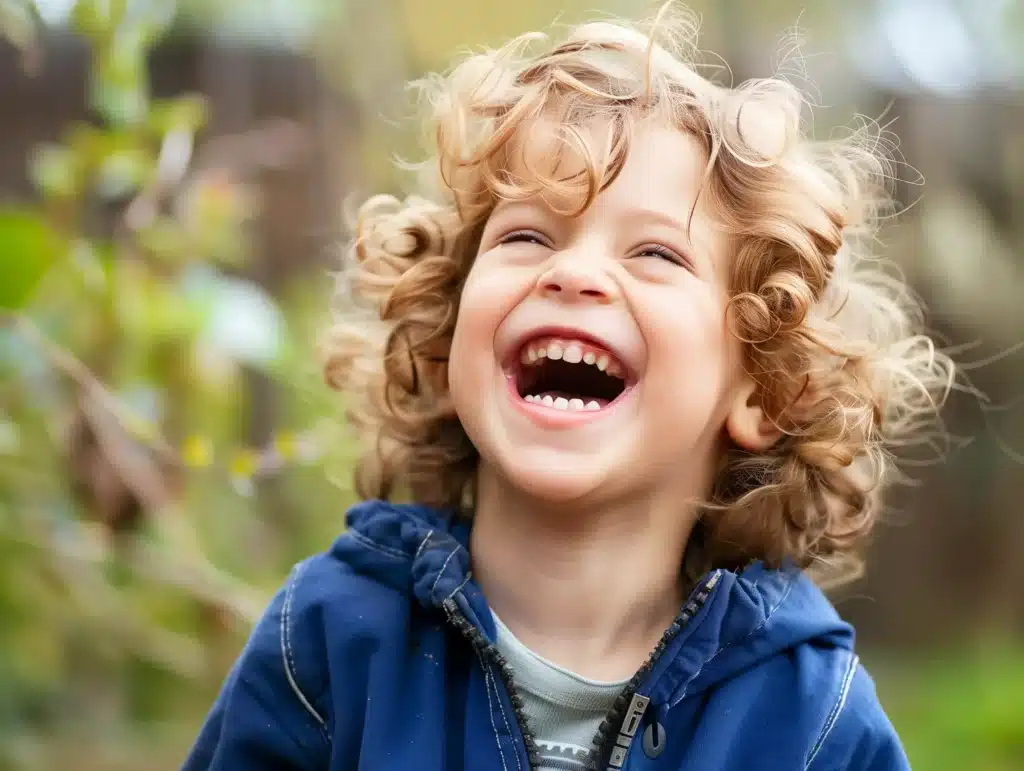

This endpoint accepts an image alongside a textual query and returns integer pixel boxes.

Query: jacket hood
[335,500,854,707]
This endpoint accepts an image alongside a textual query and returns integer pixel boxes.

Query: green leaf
[137,216,191,263]
[70,0,113,41]
[0,209,65,309]
[28,143,80,199]
[96,146,150,199]
[92,46,149,127]
[150,94,209,135]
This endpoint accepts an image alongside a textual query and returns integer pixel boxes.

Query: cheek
[456,271,499,330]
[643,292,734,408]
[447,265,513,401]
[453,259,533,350]
[447,323,482,436]
[447,302,484,404]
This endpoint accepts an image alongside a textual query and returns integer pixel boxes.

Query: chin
[497,448,612,505]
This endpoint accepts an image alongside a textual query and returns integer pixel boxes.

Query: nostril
[538,268,611,301]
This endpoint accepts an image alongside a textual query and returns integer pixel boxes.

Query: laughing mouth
[512,336,631,412]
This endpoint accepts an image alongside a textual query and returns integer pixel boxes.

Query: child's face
[448,119,770,507]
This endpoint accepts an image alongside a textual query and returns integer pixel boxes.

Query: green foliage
[72,0,177,127]
[874,645,1024,771]
[0,209,64,309]
[0,1,352,766]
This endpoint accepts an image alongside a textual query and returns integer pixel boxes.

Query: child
[184,5,952,770]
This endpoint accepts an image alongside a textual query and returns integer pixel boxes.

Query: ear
[725,377,783,452]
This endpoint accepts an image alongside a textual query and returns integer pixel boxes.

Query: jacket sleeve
[806,659,911,771]
[182,561,331,771]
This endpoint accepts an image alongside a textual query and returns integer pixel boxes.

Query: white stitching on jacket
[670,571,798,708]
[453,603,511,771]
[430,545,463,603]
[346,528,411,561]
[805,651,859,768]
[472,643,515,771]
[281,559,329,731]
[414,530,435,560]
[446,572,472,601]
[490,662,524,771]
[454,586,523,771]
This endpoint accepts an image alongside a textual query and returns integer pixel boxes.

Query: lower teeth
[524,394,602,411]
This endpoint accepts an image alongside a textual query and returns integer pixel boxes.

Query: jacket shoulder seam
[280,558,330,739]
[670,570,798,707]
[345,528,412,561]
[805,650,859,769]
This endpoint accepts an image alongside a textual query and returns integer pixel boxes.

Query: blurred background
[0,0,1021,768]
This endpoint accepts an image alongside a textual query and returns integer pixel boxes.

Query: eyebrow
[617,206,696,247]
[493,200,693,237]
[490,199,708,261]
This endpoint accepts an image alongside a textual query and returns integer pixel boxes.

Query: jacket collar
[335,500,852,704]
[335,500,471,608]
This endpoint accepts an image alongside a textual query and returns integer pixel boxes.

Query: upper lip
[504,324,639,382]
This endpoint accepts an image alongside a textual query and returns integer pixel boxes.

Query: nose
[537,251,618,304]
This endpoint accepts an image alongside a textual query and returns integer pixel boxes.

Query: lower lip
[504,372,634,427]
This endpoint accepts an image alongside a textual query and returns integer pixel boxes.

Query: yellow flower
[274,432,297,461]
[181,435,213,468]
[229,448,258,480]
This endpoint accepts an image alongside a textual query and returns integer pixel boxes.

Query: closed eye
[500,230,550,247]
[634,243,689,268]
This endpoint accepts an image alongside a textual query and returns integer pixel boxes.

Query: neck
[469,464,701,681]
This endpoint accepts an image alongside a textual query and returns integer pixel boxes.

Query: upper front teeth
[521,337,623,377]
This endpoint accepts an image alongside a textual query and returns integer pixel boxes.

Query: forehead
[502,114,725,253]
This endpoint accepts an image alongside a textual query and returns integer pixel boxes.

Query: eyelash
[636,244,686,266]
[500,230,548,247]
[500,230,688,268]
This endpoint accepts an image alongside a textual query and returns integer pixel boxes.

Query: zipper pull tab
[606,693,650,769]
[641,702,668,760]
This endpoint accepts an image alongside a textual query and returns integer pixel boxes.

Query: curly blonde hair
[321,6,954,587]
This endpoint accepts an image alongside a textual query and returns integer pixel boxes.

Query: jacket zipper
[442,598,542,769]
[442,569,721,771]
[591,570,722,771]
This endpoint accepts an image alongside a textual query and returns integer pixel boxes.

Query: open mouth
[512,336,632,412]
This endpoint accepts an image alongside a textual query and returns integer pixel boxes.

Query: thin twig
[6,313,268,622]
[6,312,325,480]
[9,313,182,467]
[13,511,263,625]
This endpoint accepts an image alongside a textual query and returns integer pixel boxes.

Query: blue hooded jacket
[183,500,910,770]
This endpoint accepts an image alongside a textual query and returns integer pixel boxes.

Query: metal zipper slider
[606,693,650,769]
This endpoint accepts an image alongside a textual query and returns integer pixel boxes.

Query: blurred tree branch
[0,0,42,72]
[6,312,263,623]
